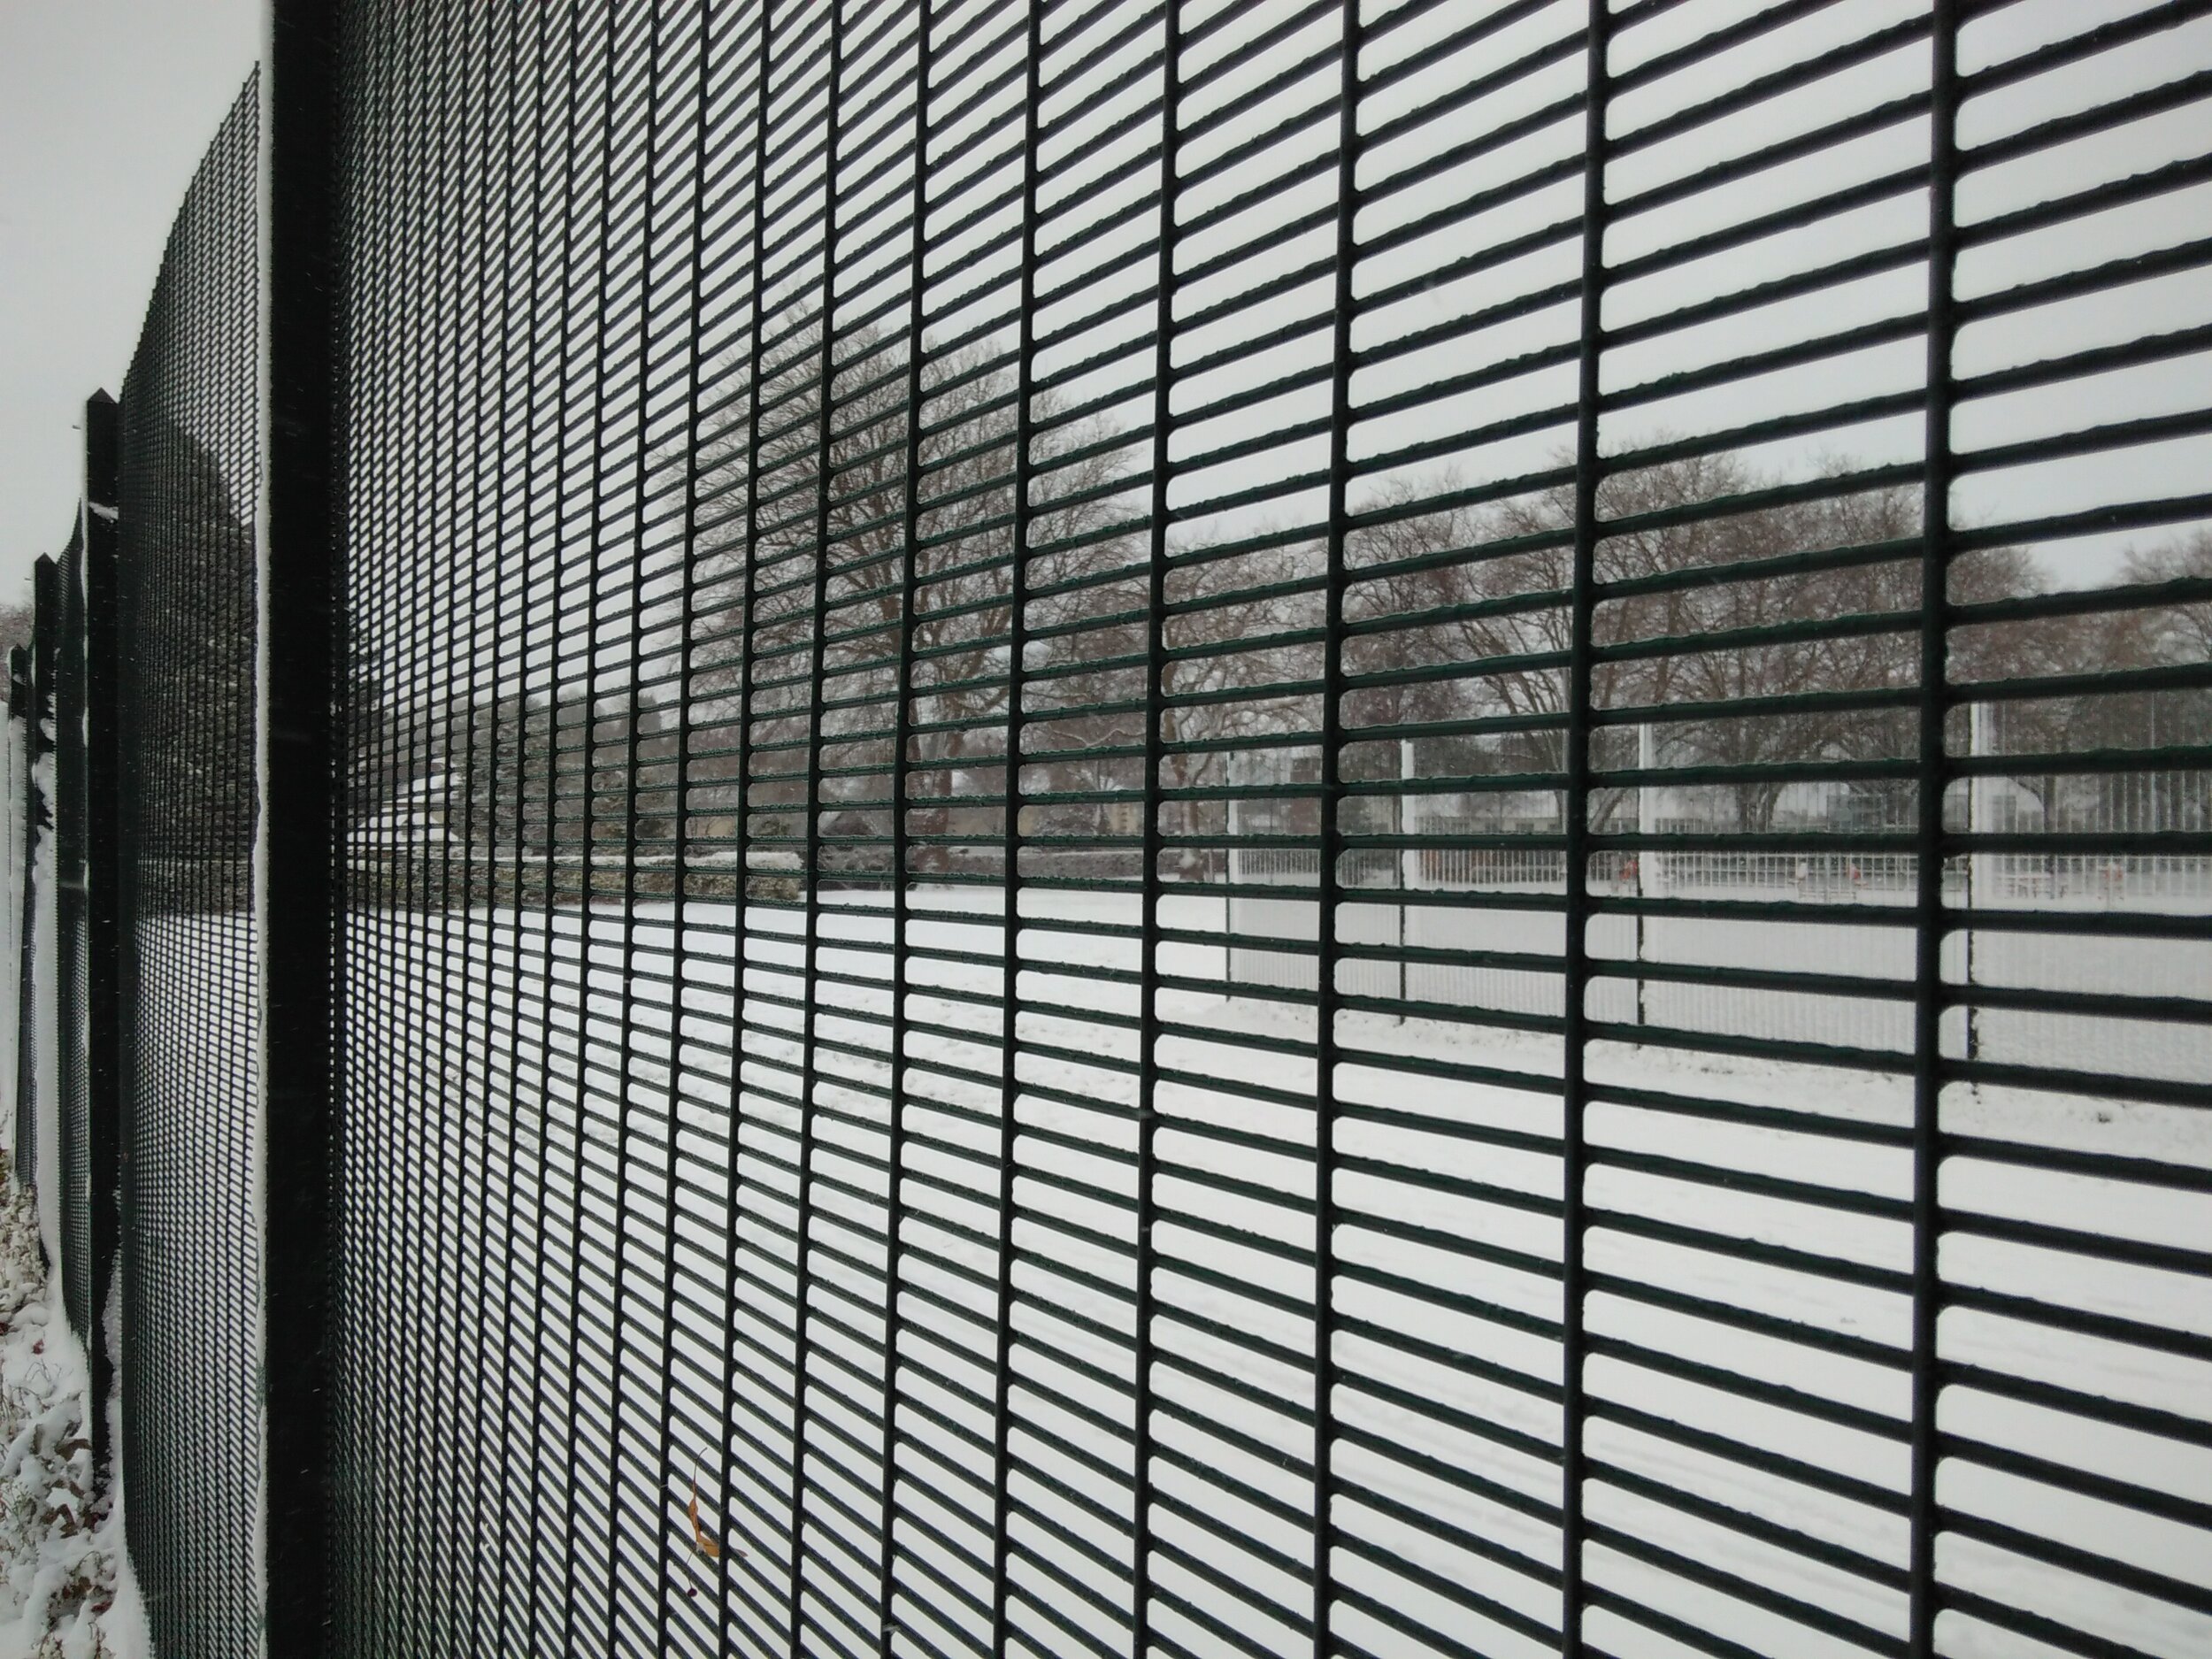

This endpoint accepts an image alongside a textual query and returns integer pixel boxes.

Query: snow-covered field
[333,887,2211,1659]
[1229,884,2212,1082]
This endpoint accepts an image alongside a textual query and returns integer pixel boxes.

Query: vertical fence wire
[1310,3,1365,1653]
[82,390,124,1473]
[707,5,779,1650]
[1909,5,1961,1653]
[473,4,526,1640]
[1131,4,1179,1652]
[988,4,1044,1652]
[879,5,933,1650]
[789,6,842,1647]
[1559,5,1610,1649]
[10,621,41,1187]
[444,3,490,1636]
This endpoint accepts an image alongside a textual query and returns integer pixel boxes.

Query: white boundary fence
[1225,845,2212,1084]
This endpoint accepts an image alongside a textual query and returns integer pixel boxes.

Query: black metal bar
[1310,0,1366,1651]
[81,389,122,1473]
[1909,7,1961,1655]
[1558,4,1611,1651]
[565,2,626,1642]
[5,643,26,1185]
[653,0,718,1650]
[788,0,849,1646]
[990,4,1048,1649]
[482,2,539,1644]
[603,0,667,1633]
[1132,3,1182,1652]
[879,3,932,1649]
[15,558,55,1200]
[408,7,463,1640]
[709,0,780,1645]
[54,518,87,1341]
[264,0,341,1641]
[527,2,593,1646]
[442,5,493,1633]
[4,652,22,1194]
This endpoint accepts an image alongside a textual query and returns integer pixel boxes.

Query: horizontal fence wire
[112,73,265,1659]
[298,0,2212,1655]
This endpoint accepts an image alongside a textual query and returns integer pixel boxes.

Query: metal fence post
[4,649,23,1190]
[17,560,58,1205]
[10,628,40,1187]
[263,0,342,1645]
[54,522,88,1340]
[82,389,123,1472]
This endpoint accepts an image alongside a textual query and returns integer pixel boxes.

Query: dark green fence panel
[113,74,265,1659]
[325,4,2212,1658]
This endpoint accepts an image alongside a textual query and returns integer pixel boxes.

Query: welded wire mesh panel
[331,2,2212,1656]
[114,75,265,1659]
[334,2,679,1646]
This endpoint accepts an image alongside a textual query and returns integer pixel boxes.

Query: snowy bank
[0,1157,144,1659]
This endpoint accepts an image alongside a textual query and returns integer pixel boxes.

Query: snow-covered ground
[333,887,2211,1659]
[0,1157,144,1659]
[1228,882,2212,1081]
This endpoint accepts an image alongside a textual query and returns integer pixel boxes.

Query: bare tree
[1341,454,1818,831]
[0,593,31,658]
[684,322,1137,879]
[449,380,2117,879]
[2124,530,2212,664]
[1334,457,2065,835]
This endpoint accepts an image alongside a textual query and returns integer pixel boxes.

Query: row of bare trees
[380,328,2208,870]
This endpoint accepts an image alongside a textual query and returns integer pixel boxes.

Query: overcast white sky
[0,0,260,603]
